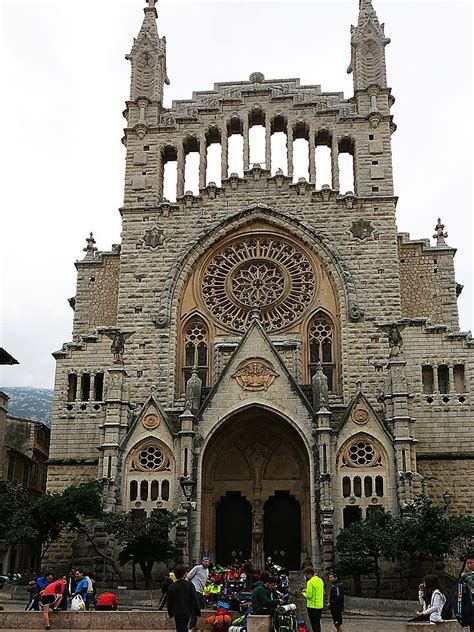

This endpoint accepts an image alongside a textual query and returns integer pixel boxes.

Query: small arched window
[308,313,335,390]
[183,317,209,387]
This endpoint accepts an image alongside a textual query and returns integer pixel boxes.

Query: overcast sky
[0,0,472,389]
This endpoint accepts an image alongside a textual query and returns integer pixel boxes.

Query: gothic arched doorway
[264,492,301,571]
[200,407,311,570]
[216,493,252,565]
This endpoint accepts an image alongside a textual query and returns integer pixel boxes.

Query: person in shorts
[327,572,344,632]
[40,575,66,630]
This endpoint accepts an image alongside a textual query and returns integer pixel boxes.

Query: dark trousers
[174,615,191,632]
[96,605,115,611]
[307,607,323,632]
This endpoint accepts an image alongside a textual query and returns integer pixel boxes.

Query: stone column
[177,144,185,198]
[265,118,272,171]
[251,499,264,571]
[199,136,207,189]
[89,374,95,401]
[157,152,164,200]
[101,366,129,511]
[384,356,418,508]
[287,123,294,179]
[309,129,316,185]
[243,117,250,171]
[221,125,229,180]
[448,365,455,394]
[331,135,340,190]
[316,407,335,574]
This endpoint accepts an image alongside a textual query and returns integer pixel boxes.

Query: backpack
[273,608,298,632]
[210,608,232,632]
[441,579,474,628]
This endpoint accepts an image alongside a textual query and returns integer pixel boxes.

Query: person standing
[463,553,474,632]
[327,572,344,632]
[159,570,176,610]
[40,575,66,630]
[187,556,210,608]
[167,565,201,632]
[302,567,324,632]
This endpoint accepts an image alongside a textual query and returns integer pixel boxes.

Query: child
[327,572,344,632]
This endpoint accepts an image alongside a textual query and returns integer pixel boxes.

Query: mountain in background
[0,387,53,426]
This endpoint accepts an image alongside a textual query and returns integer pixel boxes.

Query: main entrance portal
[201,408,311,571]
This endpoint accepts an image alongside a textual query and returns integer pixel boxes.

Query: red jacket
[42,580,65,596]
[96,592,118,609]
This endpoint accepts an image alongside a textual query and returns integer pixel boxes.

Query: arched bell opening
[200,406,312,571]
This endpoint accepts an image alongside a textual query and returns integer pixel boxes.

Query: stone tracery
[201,236,316,332]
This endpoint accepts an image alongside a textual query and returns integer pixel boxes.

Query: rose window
[131,443,171,472]
[201,236,315,332]
[341,437,383,468]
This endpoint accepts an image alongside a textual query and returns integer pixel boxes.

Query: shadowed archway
[201,407,311,570]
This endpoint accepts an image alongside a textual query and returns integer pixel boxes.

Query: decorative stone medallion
[350,219,374,240]
[352,408,369,425]
[232,358,279,391]
[201,236,316,332]
[143,413,160,430]
[143,227,164,249]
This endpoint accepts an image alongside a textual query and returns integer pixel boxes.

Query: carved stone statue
[312,363,329,412]
[185,367,202,414]
[111,333,125,364]
[388,323,403,357]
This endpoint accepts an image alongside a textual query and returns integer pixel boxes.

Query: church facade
[47,0,473,574]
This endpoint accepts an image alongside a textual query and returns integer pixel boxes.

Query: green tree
[396,496,451,565]
[107,509,178,589]
[447,514,474,563]
[336,511,398,597]
[0,479,123,578]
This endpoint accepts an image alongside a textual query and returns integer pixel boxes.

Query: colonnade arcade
[159,110,356,200]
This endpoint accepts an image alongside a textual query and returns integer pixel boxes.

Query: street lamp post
[179,475,197,564]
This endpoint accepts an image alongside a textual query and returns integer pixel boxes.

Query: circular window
[130,443,171,472]
[201,236,316,332]
[342,437,382,468]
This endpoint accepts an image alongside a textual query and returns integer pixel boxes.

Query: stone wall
[417,457,474,515]
[73,253,120,336]
[398,234,459,330]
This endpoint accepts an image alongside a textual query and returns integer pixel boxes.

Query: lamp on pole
[442,490,452,512]
[179,475,197,564]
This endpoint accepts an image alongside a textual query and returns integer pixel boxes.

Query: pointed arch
[306,309,339,392]
[153,204,363,331]
[181,313,210,390]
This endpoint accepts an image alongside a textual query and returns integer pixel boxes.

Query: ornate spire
[126,0,169,103]
[433,218,448,246]
[83,232,97,260]
[348,0,390,92]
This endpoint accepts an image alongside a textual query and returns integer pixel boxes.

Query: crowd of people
[20,552,474,632]
[163,556,345,632]
[25,569,117,630]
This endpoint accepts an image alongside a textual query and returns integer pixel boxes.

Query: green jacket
[251,585,279,612]
[303,575,324,609]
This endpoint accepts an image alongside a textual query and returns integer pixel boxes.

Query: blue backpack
[441,579,474,628]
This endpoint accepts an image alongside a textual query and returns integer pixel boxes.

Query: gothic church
[47,0,474,573]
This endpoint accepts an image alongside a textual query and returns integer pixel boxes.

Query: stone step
[405,622,462,631]
[0,611,271,631]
